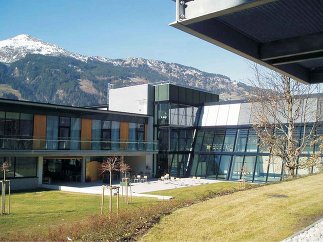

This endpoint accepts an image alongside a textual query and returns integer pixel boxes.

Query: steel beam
[260,32,323,65]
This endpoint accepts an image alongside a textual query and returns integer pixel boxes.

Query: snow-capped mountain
[0,34,88,63]
[0,34,253,106]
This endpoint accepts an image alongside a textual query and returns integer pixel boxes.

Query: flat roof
[0,98,149,123]
[171,0,323,84]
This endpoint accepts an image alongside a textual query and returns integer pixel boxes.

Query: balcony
[0,138,158,155]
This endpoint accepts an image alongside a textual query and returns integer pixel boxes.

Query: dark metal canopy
[171,0,323,84]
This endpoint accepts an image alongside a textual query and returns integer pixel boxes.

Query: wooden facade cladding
[33,114,46,150]
[81,118,92,150]
[120,122,129,149]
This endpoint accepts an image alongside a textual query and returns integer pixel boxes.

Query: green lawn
[0,182,244,240]
[141,173,323,242]
[0,190,155,239]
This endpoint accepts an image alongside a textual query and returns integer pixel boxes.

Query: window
[70,118,81,150]
[46,116,58,150]
[111,121,120,150]
[92,120,101,150]
[213,129,225,152]
[235,129,248,152]
[201,129,215,152]
[4,112,19,149]
[230,156,244,180]
[136,123,145,150]
[217,155,232,179]
[254,156,269,182]
[246,129,258,152]
[58,117,71,150]
[101,120,111,150]
[19,113,33,149]
[15,157,37,177]
[267,156,282,181]
[243,156,257,181]
[0,157,37,179]
[223,129,237,152]
[157,103,169,125]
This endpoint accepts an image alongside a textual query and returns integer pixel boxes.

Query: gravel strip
[282,218,323,242]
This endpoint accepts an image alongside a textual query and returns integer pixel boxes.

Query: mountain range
[0,34,253,106]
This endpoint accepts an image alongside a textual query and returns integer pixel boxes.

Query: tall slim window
[92,120,101,150]
[234,129,248,152]
[19,113,33,149]
[46,116,58,150]
[246,129,258,152]
[0,112,5,149]
[217,155,232,179]
[111,121,120,150]
[128,123,136,150]
[5,112,19,149]
[101,120,111,150]
[58,117,71,150]
[136,123,145,150]
[223,129,237,152]
[70,118,81,150]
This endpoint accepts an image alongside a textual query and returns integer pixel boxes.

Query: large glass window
[15,157,37,177]
[254,156,269,182]
[101,120,112,150]
[201,129,215,152]
[128,122,136,150]
[92,120,101,150]
[70,118,80,150]
[58,117,71,150]
[223,129,237,152]
[170,130,178,151]
[242,156,256,181]
[0,157,14,179]
[158,129,169,151]
[217,155,232,179]
[230,156,244,180]
[246,129,258,152]
[19,113,33,149]
[157,103,169,125]
[111,121,120,150]
[194,130,205,151]
[46,116,58,150]
[267,156,283,181]
[136,123,145,150]
[235,129,248,152]
[213,129,225,152]
[5,112,20,149]
[0,157,36,178]
[0,112,5,149]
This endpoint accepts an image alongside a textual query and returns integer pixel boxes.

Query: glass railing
[0,138,158,152]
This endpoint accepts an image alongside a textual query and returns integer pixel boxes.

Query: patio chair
[141,175,148,183]
[164,174,170,180]
[134,175,141,183]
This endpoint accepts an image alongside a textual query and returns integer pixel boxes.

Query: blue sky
[0,0,252,82]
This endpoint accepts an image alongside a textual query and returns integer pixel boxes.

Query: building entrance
[43,158,82,184]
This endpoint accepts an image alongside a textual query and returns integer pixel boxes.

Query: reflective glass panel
[217,155,232,179]
[230,156,244,180]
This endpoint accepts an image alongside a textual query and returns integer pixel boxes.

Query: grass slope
[142,173,323,242]
[0,182,245,240]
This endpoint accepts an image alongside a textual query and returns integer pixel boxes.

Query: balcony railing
[0,138,158,152]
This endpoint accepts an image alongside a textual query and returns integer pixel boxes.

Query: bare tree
[119,158,131,179]
[101,156,120,213]
[249,65,322,177]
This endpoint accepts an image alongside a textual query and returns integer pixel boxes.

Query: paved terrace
[42,178,222,200]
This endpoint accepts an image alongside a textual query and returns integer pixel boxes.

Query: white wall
[109,84,153,115]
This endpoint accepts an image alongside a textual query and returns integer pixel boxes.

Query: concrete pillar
[81,157,87,183]
[37,156,43,186]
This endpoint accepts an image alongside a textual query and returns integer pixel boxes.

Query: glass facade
[0,156,37,179]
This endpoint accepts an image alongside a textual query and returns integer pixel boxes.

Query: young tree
[119,157,131,179]
[101,156,120,213]
[249,65,322,177]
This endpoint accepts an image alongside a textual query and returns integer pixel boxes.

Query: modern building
[0,83,322,190]
[0,95,155,190]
